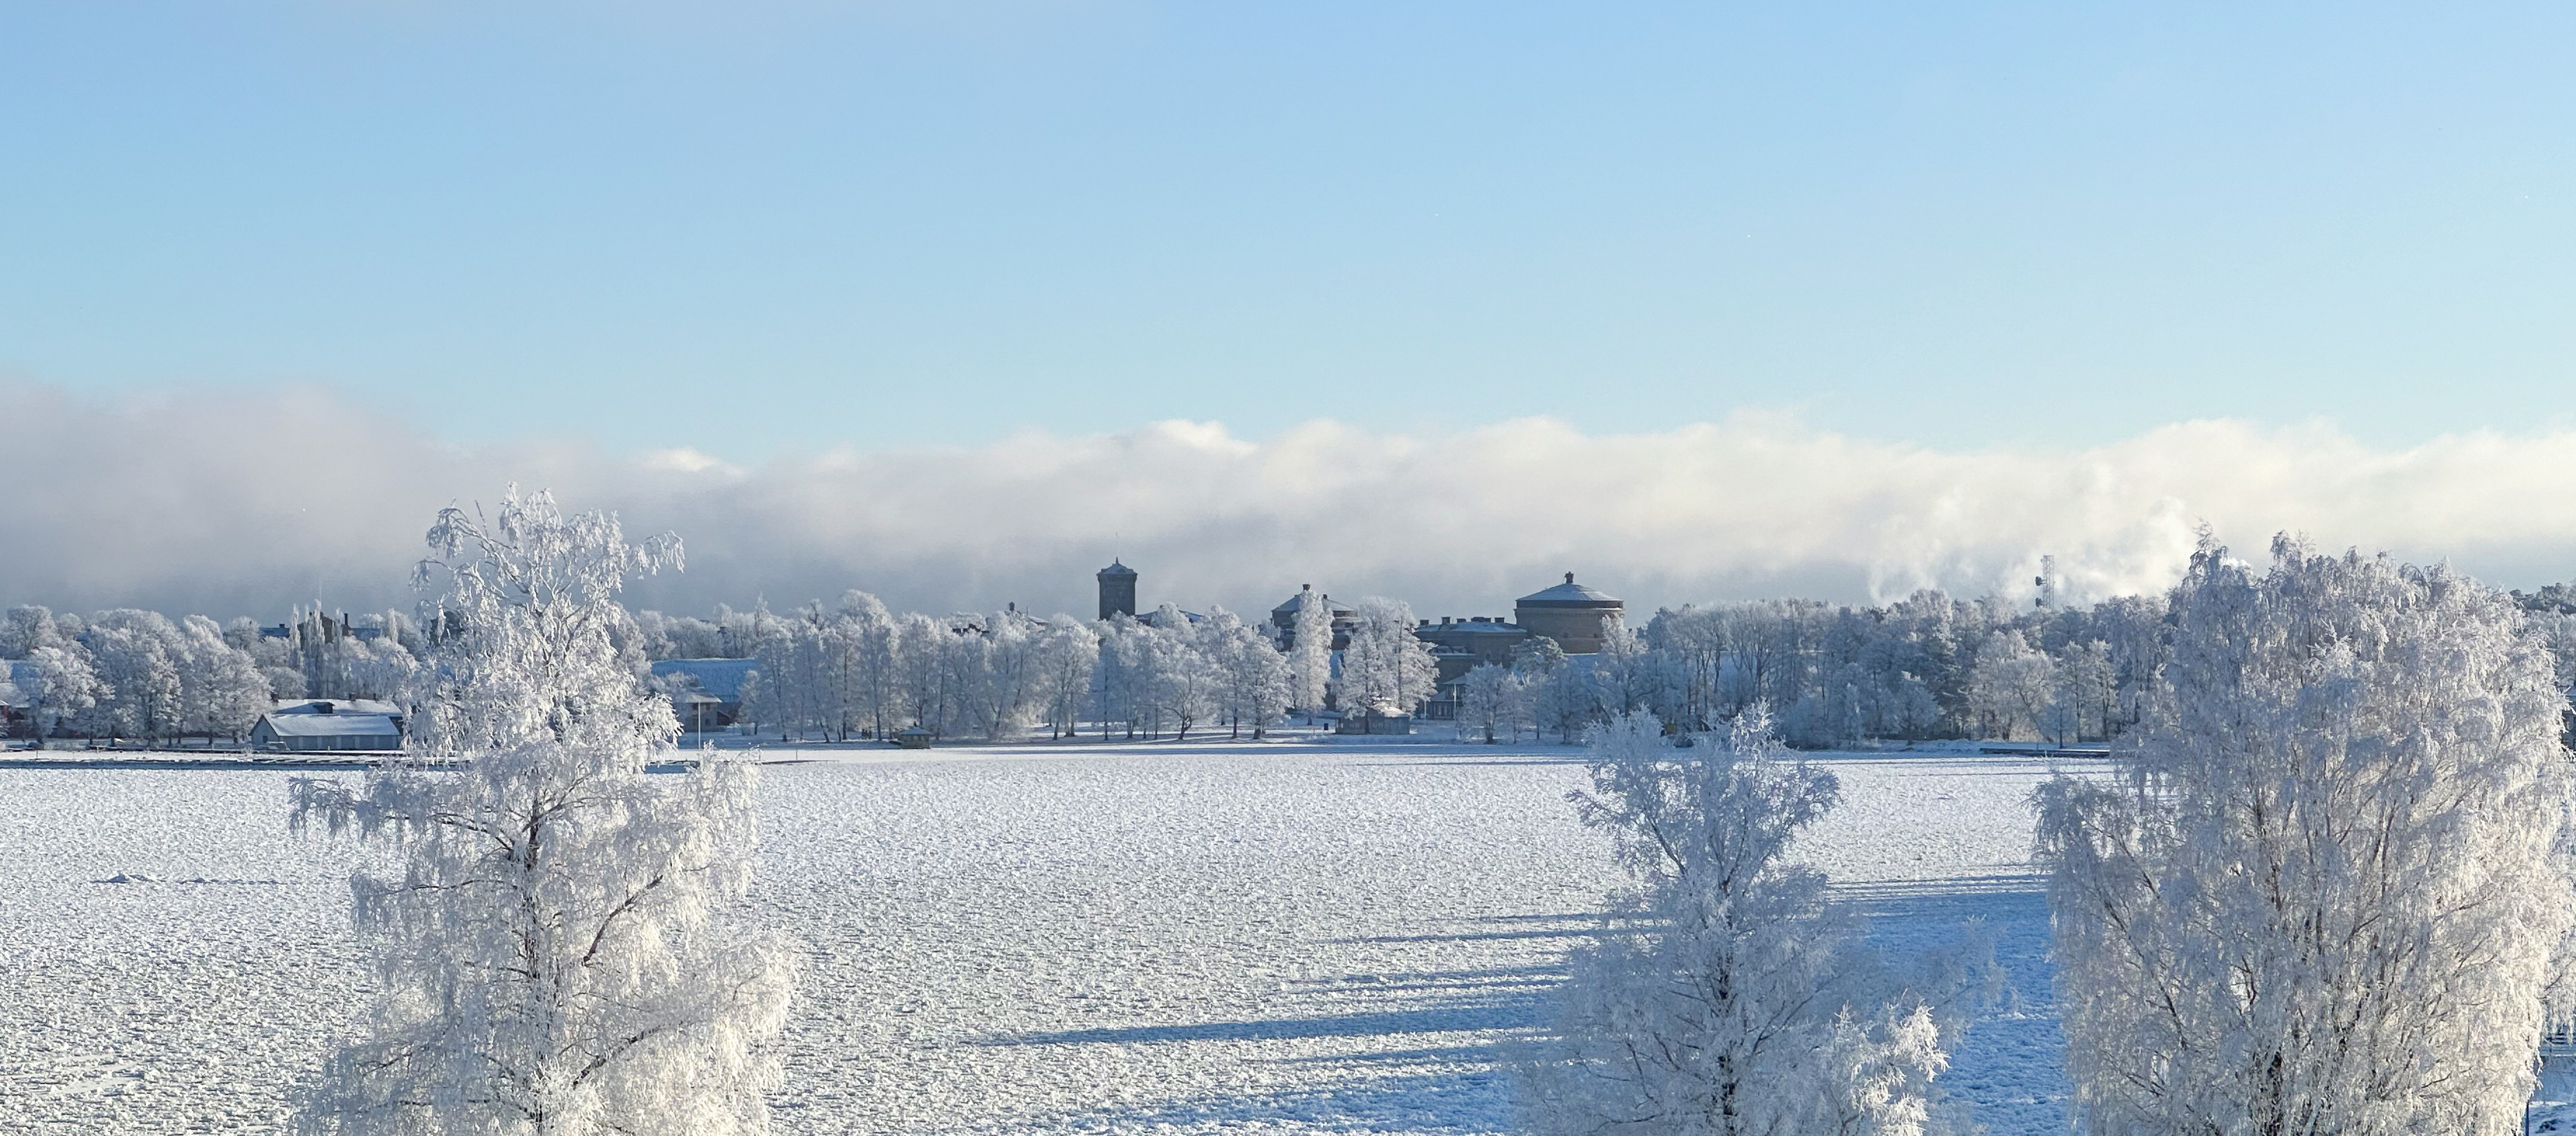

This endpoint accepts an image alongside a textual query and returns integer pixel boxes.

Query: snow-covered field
[0,740,2070,1134]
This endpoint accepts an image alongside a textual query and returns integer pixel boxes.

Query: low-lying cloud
[6,382,2575,623]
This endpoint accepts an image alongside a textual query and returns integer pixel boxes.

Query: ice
[0,741,2070,1133]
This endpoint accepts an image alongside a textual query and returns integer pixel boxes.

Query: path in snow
[0,742,2068,1134]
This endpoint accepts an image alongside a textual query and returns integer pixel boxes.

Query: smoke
[6,382,2575,623]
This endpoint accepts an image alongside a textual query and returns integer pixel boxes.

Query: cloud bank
[6,382,2575,623]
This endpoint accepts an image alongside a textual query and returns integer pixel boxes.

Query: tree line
[649,592,1440,743]
[0,604,418,743]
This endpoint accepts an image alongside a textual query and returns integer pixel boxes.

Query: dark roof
[1518,573,1622,607]
[1097,560,1138,577]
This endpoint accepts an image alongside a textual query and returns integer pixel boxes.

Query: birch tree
[289,486,790,1136]
[1288,585,1333,720]
[1333,596,1437,730]
[1523,709,1954,1135]
[2035,535,2575,1136]
[18,643,106,746]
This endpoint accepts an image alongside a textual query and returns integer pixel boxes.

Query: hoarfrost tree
[1523,709,1958,1136]
[1035,615,1099,740]
[1287,585,1333,720]
[1205,607,1290,739]
[1458,663,1517,744]
[835,592,900,739]
[178,614,273,742]
[2035,535,2575,1136]
[1963,630,2053,740]
[1,604,65,658]
[81,610,185,741]
[1333,596,1437,731]
[18,643,106,746]
[289,486,791,1136]
[1147,605,1219,740]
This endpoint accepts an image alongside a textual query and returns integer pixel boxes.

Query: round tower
[1514,571,1623,654]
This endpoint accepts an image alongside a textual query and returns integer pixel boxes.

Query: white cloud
[6,383,2574,623]
[638,447,744,477]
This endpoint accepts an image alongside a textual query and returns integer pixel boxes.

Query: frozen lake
[0,740,2068,1134]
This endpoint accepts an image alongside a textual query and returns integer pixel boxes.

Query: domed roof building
[1514,572,1624,654]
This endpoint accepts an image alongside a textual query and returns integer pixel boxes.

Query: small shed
[893,726,935,749]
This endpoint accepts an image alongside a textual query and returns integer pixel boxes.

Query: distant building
[650,658,758,731]
[250,699,405,751]
[1269,585,1357,652]
[1410,615,1541,720]
[1097,560,1138,621]
[1414,614,1539,679]
[1514,573,1624,655]
[0,659,36,738]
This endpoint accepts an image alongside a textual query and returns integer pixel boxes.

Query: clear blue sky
[6,2,2573,459]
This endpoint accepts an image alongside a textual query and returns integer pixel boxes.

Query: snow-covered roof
[272,698,402,716]
[1517,574,1622,606]
[650,658,757,702]
[1270,590,1356,617]
[256,713,402,739]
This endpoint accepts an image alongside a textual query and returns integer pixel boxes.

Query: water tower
[1097,560,1138,621]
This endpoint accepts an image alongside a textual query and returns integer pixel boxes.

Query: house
[650,658,758,731]
[250,699,405,751]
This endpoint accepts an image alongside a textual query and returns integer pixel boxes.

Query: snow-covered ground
[0,740,2071,1134]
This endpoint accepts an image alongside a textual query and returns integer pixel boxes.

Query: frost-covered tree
[2035,536,2574,1136]
[1523,709,1955,1135]
[1205,607,1291,740]
[965,609,1045,741]
[1093,614,1152,740]
[81,610,185,740]
[1458,663,1515,744]
[2040,639,2114,744]
[1963,630,2053,741]
[893,612,953,740]
[1333,596,1437,729]
[289,486,790,1136]
[1589,613,1665,720]
[1035,615,1098,740]
[833,592,900,739]
[1287,585,1333,720]
[1145,605,1219,740]
[178,614,272,742]
[18,643,106,745]
[1,604,65,659]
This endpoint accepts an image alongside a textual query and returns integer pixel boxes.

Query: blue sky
[6,2,2575,460]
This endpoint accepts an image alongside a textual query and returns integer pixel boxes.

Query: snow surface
[0,741,2071,1134]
